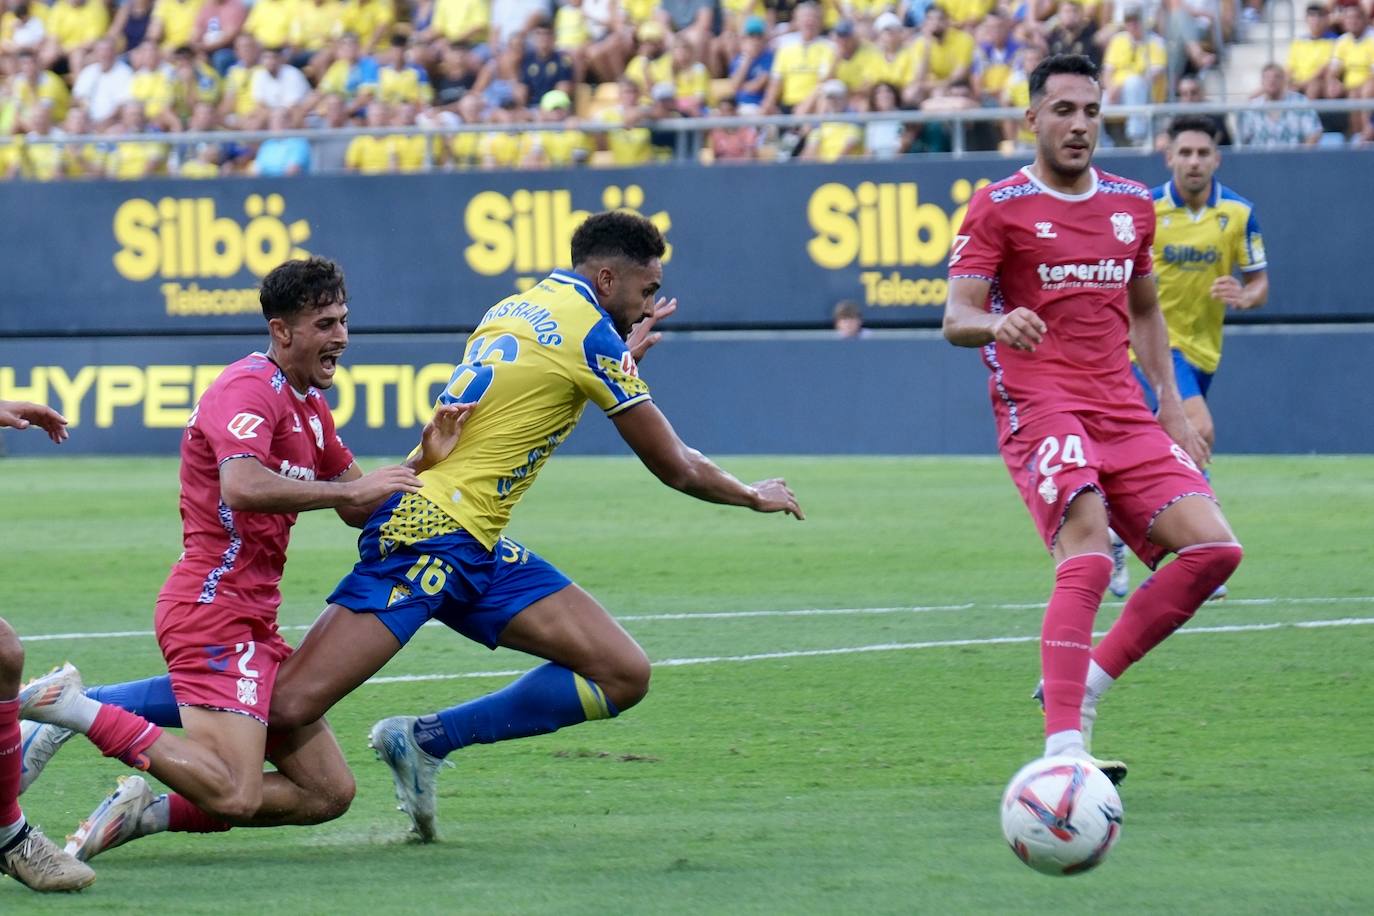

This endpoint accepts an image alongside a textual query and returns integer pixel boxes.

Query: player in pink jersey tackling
[16,258,474,859]
[941,54,1243,779]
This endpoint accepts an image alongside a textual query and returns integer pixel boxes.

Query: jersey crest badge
[236,677,258,707]
[1217,214,1229,230]
[227,412,266,440]
[1038,476,1059,505]
[1110,212,1135,244]
[308,415,325,449]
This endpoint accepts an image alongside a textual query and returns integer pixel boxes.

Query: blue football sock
[412,663,618,758]
[86,675,182,728]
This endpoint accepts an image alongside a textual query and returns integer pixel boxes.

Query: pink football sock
[1093,543,1243,678]
[0,698,21,827]
[87,705,163,769]
[167,793,232,834]
[1042,553,1113,736]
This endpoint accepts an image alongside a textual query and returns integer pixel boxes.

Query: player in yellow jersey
[1111,114,1266,599]
[259,212,803,842]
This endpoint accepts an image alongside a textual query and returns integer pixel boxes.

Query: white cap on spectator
[650,81,676,102]
[874,11,903,31]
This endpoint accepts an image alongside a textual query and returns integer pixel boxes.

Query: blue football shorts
[1132,348,1214,413]
[328,497,571,649]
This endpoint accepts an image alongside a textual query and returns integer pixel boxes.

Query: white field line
[18,595,1374,644]
[363,615,1374,684]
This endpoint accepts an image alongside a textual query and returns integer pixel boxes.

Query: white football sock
[1085,660,1115,701]
[137,795,171,837]
[0,816,26,850]
[1044,729,1086,759]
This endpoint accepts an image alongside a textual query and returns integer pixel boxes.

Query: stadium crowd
[0,0,1370,177]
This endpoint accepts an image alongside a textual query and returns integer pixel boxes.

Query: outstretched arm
[220,456,422,517]
[612,402,803,519]
[0,399,69,443]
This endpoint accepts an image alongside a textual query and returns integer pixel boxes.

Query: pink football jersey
[159,353,354,615]
[949,166,1157,440]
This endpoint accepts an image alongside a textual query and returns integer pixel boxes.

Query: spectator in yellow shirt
[1328,5,1374,139]
[869,13,915,102]
[179,140,223,176]
[128,41,178,129]
[801,78,862,160]
[169,45,223,125]
[428,0,490,46]
[829,19,880,97]
[519,88,593,167]
[478,101,525,168]
[10,49,71,126]
[219,32,262,126]
[345,100,396,173]
[43,0,108,73]
[625,20,672,96]
[670,35,710,115]
[911,5,974,105]
[763,2,836,113]
[105,101,170,179]
[378,33,434,104]
[20,105,64,181]
[290,0,347,69]
[972,10,1016,105]
[244,0,293,52]
[596,78,655,164]
[151,0,205,54]
[344,0,394,53]
[938,0,994,31]
[1287,4,1335,99]
[388,101,429,172]
[1101,3,1166,142]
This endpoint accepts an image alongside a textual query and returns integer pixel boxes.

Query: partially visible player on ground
[0,400,96,892]
[261,210,800,842]
[1109,114,1267,599]
[941,54,1243,779]
[17,259,472,862]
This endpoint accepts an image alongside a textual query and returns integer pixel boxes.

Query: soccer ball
[1000,755,1124,876]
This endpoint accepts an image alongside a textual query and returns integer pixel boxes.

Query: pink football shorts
[998,408,1216,569]
[155,599,293,725]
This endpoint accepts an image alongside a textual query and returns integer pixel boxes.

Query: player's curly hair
[571,211,666,268]
[1167,114,1221,142]
[259,257,348,320]
[1029,54,1100,103]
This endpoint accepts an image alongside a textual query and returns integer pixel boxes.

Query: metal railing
[10,97,1372,178]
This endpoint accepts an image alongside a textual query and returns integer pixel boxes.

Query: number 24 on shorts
[1036,434,1086,477]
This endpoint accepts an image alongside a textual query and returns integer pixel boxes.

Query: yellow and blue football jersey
[409,270,651,549]
[1152,179,1265,374]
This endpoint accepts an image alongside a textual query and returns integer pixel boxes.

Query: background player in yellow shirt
[258,212,803,843]
[1116,115,1266,598]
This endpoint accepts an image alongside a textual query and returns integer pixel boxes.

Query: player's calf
[0,618,24,695]
[1092,543,1242,677]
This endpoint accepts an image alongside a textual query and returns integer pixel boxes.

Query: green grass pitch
[1,455,1371,913]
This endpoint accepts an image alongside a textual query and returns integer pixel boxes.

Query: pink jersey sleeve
[1133,202,1155,278]
[315,401,355,481]
[194,376,281,467]
[948,189,1003,282]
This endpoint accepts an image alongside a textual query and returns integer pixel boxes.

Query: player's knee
[0,619,23,683]
[600,649,652,712]
[302,771,356,824]
[268,690,325,731]
[203,784,263,824]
